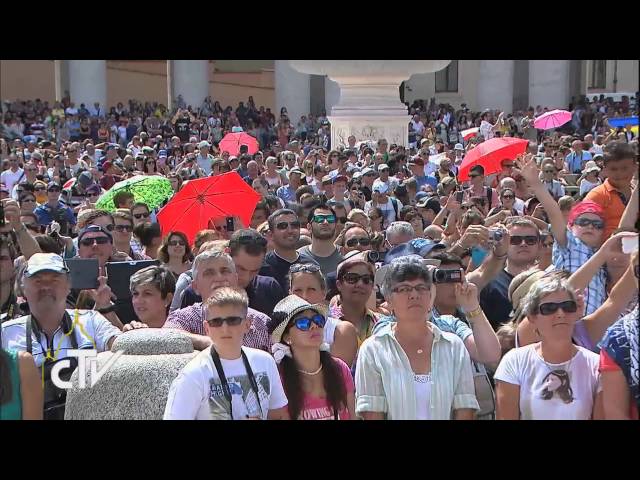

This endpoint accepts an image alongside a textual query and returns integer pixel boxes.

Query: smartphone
[226,216,235,232]
[65,258,100,290]
[621,236,639,254]
[455,190,464,203]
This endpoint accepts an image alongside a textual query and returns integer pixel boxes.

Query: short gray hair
[266,156,278,166]
[522,275,577,318]
[192,250,236,278]
[386,221,415,241]
[380,255,432,299]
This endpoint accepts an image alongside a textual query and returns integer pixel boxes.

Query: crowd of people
[0,90,638,421]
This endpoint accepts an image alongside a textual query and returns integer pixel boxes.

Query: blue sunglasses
[293,314,326,331]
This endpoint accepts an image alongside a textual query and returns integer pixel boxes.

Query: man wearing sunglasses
[480,218,542,330]
[34,182,76,236]
[297,203,344,278]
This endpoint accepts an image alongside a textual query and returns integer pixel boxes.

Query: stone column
[324,76,341,115]
[169,60,210,111]
[54,60,70,102]
[477,60,515,113]
[68,60,107,108]
[529,60,570,109]
[275,60,310,125]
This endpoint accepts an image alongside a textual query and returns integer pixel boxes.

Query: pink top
[297,357,354,420]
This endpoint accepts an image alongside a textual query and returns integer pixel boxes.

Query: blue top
[414,175,438,190]
[34,201,77,227]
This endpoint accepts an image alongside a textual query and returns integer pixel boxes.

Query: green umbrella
[95,175,173,212]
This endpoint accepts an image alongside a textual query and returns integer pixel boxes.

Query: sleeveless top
[0,349,22,420]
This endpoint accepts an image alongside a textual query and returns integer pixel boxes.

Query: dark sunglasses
[293,314,326,331]
[289,263,321,274]
[206,316,244,327]
[312,214,336,224]
[345,237,371,248]
[341,272,374,285]
[509,235,539,246]
[114,224,133,232]
[133,212,150,219]
[168,240,186,246]
[80,236,111,247]
[276,221,301,230]
[573,217,604,229]
[501,194,515,199]
[538,300,578,316]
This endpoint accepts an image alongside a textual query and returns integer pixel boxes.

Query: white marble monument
[289,60,451,148]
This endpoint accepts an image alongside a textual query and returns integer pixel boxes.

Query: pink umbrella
[533,109,571,130]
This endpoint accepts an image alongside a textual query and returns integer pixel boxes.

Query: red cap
[567,200,605,226]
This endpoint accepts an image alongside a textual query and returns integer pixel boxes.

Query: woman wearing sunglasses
[334,222,371,256]
[495,275,603,420]
[487,188,519,219]
[158,231,193,276]
[164,287,289,420]
[267,295,355,420]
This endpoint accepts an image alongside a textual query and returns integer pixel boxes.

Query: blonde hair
[204,287,248,315]
[76,209,97,229]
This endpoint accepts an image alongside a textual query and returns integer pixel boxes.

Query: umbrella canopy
[533,109,571,130]
[156,172,261,245]
[218,132,259,156]
[94,175,173,212]
[458,137,529,182]
[461,127,479,141]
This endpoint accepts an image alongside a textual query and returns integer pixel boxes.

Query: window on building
[435,60,458,93]
[589,60,606,89]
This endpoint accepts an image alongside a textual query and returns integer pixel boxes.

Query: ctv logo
[51,349,124,389]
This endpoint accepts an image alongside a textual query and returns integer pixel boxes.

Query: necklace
[298,365,323,376]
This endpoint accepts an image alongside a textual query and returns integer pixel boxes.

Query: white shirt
[1,168,25,192]
[580,178,602,196]
[1,310,121,368]
[480,120,494,140]
[364,196,403,229]
[494,343,601,420]
[514,197,526,216]
[163,346,288,420]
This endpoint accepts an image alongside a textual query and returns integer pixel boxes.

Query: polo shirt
[585,179,628,240]
[246,275,286,317]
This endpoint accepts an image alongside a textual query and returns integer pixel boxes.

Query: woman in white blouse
[494,276,604,420]
[355,256,479,420]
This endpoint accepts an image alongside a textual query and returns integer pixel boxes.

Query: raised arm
[519,154,567,247]
[3,199,41,260]
[617,181,638,230]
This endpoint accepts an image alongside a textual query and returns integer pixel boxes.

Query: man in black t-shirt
[173,109,193,143]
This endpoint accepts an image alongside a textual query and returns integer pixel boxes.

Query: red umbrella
[457,137,528,182]
[156,172,260,245]
[218,132,259,156]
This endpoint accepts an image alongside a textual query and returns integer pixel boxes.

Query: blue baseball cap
[383,238,446,265]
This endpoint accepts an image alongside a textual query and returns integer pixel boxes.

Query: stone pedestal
[289,60,450,148]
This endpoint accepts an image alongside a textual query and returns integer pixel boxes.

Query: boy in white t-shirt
[164,288,289,420]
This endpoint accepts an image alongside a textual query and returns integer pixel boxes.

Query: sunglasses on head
[114,224,133,232]
[341,272,374,285]
[133,212,150,219]
[538,300,577,316]
[168,239,186,246]
[80,236,111,247]
[292,314,326,331]
[206,316,244,327]
[275,220,301,230]
[290,263,321,275]
[345,237,371,248]
[510,235,539,246]
[312,214,336,224]
[573,217,604,229]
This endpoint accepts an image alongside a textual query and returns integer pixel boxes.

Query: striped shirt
[163,303,272,352]
[550,229,606,316]
[355,322,479,420]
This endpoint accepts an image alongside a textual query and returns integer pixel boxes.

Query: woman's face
[132,283,169,324]
[501,191,515,208]
[529,290,578,341]
[168,235,187,260]
[387,277,434,321]
[283,309,324,349]
[290,273,326,305]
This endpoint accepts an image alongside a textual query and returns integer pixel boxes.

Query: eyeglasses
[312,214,336,224]
[509,235,539,246]
[345,237,371,248]
[206,316,244,327]
[392,284,430,295]
[80,236,111,247]
[168,240,186,246]
[275,221,301,230]
[573,217,604,229]
[133,212,150,219]
[293,314,326,331]
[341,272,374,285]
[114,224,133,232]
[538,300,578,316]
[289,263,321,274]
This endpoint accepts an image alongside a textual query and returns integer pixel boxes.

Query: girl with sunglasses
[495,275,603,420]
[487,188,519,219]
[268,295,355,420]
[158,231,193,277]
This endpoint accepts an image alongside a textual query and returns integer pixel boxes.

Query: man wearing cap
[376,163,399,193]
[364,181,402,229]
[34,182,76,235]
[360,167,376,201]
[196,141,213,176]
[0,253,123,369]
[408,156,437,190]
[416,196,442,228]
[276,167,303,205]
